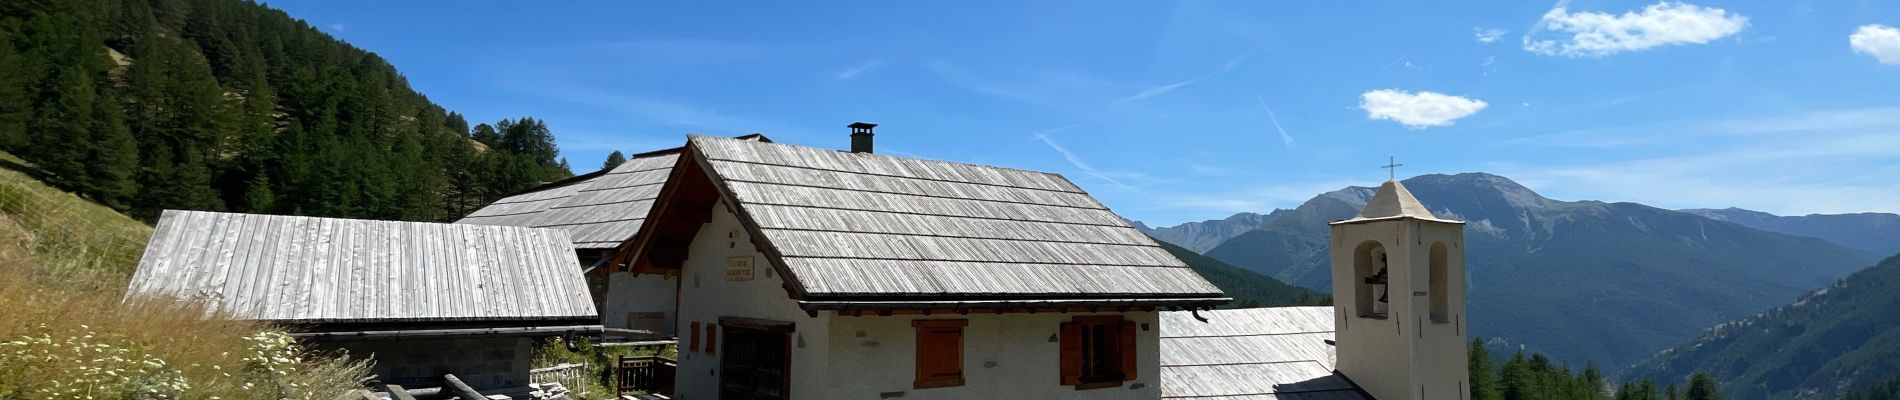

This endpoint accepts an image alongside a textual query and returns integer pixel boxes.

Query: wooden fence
[529,362,588,396]
[616,355,676,396]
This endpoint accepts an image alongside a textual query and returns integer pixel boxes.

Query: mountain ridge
[1624,252,1900,400]
[1197,172,1879,368]
[1681,207,1900,255]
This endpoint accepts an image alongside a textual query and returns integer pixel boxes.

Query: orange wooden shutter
[1120,320,1138,381]
[689,321,701,353]
[706,324,718,356]
[1060,321,1082,385]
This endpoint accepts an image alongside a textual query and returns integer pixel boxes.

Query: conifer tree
[1686,373,1723,400]
[1471,338,1501,400]
[85,82,138,209]
[244,172,275,213]
[603,150,627,170]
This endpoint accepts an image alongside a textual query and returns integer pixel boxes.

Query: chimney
[848,122,878,153]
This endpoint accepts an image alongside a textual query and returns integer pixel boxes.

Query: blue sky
[276,1,1900,226]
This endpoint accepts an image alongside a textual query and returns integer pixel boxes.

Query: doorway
[719,325,791,400]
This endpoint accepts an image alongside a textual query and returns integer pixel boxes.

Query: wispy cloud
[1359,89,1489,129]
[1522,2,1748,57]
[1475,27,1508,43]
[1850,24,1900,65]
[1118,78,1205,103]
[1256,94,1295,148]
[1032,126,1144,192]
[593,39,767,64]
[541,87,769,132]
[1139,179,1363,222]
[328,23,345,32]
[928,61,1059,106]
[1114,55,1249,104]
[1495,106,1900,215]
[834,60,886,80]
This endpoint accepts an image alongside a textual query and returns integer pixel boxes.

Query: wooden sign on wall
[726,256,755,281]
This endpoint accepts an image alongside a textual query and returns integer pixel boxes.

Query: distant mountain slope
[1134,212,1282,253]
[1682,208,1900,255]
[1625,253,1900,400]
[1155,239,1324,307]
[1201,173,1878,368]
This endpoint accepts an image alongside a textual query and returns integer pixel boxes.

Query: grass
[0,151,371,399]
[532,337,677,398]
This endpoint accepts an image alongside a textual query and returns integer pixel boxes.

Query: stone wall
[321,336,534,390]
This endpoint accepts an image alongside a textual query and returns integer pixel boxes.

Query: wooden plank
[442,374,486,400]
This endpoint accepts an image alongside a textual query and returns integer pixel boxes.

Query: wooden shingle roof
[1159,307,1366,400]
[128,210,597,324]
[457,134,769,249]
[623,135,1227,310]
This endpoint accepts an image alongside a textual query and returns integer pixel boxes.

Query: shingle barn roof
[625,135,1227,309]
[456,134,769,249]
[1159,307,1366,400]
[127,210,597,324]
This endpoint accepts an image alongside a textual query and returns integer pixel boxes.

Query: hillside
[1624,252,1900,400]
[1135,212,1283,253]
[0,0,568,223]
[1201,173,1879,368]
[1155,239,1326,307]
[0,151,368,397]
[1683,208,1900,256]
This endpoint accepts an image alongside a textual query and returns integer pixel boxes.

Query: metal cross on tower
[1382,156,1403,180]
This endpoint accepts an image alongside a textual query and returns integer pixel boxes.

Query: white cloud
[1475,27,1508,43]
[834,60,885,80]
[328,23,345,32]
[1523,2,1748,58]
[1850,24,1900,65]
[1359,89,1489,129]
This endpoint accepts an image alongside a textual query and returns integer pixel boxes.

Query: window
[1353,241,1390,319]
[689,321,701,353]
[913,320,967,389]
[1060,316,1136,389]
[1429,242,1449,323]
[707,323,719,355]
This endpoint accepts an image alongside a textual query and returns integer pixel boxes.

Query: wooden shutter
[1060,321,1082,385]
[1119,320,1138,381]
[689,321,700,353]
[706,324,718,356]
[913,320,967,389]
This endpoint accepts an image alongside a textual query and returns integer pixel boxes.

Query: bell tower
[1328,179,1469,400]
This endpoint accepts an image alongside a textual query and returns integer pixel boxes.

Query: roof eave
[799,296,1232,313]
[1329,215,1465,225]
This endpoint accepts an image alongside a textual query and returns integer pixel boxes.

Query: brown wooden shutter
[1060,321,1082,385]
[914,320,967,389]
[1119,320,1138,381]
[706,324,718,356]
[689,321,701,353]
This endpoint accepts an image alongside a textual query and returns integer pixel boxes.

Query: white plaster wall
[1329,220,1471,400]
[604,271,678,335]
[1411,222,1470,400]
[825,312,1161,400]
[671,200,830,400]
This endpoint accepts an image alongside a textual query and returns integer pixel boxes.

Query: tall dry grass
[0,153,370,399]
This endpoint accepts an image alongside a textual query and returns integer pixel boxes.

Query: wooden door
[719,326,790,400]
